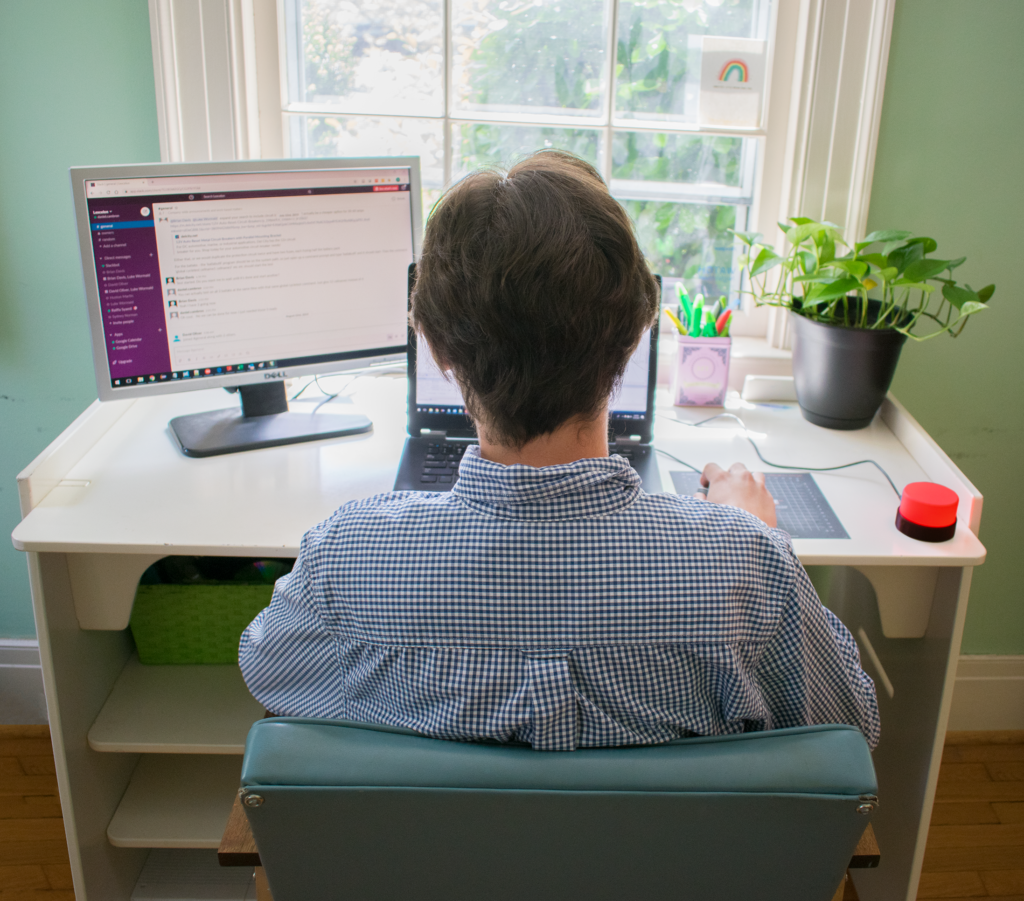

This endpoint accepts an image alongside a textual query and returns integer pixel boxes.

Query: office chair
[220,717,879,901]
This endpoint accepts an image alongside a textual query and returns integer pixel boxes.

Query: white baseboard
[0,639,48,724]
[948,655,1024,731]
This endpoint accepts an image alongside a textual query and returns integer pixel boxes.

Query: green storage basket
[129,584,273,664]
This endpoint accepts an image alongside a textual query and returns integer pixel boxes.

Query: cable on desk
[655,447,702,474]
[662,411,902,498]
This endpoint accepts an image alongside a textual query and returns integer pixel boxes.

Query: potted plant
[734,219,995,429]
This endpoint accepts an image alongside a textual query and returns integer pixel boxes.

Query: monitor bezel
[70,156,423,402]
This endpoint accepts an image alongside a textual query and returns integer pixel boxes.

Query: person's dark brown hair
[411,150,660,448]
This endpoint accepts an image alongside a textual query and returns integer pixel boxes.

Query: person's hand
[695,462,777,528]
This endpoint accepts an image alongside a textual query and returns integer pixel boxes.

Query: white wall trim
[766,0,896,348]
[948,655,1024,732]
[148,0,282,162]
[0,639,48,725]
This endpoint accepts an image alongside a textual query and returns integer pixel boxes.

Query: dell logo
[263,370,286,380]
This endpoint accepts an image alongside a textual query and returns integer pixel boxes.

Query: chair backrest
[240,719,877,901]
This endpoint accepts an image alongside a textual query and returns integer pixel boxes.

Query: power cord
[660,411,902,497]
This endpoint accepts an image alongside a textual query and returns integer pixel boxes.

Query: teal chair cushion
[241,719,877,901]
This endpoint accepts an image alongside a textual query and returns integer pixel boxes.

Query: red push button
[896,482,958,542]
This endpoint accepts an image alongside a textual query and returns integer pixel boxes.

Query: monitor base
[169,383,372,457]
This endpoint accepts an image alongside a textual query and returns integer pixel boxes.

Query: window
[149,0,896,345]
[279,0,773,310]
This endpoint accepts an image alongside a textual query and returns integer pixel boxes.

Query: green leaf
[904,236,938,254]
[904,258,953,281]
[877,267,898,282]
[958,300,988,316]
[789,216,814,226]
[976,284,996,303]
[749,246,781,277]
[942,283,978,309]
[861,253,889,269]
[730,229,762,247]
[945,256,967,272]
[894,279,936,293]
[881,240,906,257]
[888,242,924,275]
[830,259,868,278]
[820,237,835,264]
[806,277,861,302]
[787,221,828,245]
[798,250,817,274]
[862,229,912,245]
[777,221,792,234]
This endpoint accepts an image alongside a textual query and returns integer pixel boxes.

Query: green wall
[868,0,1024,653]
[0,1,160,636]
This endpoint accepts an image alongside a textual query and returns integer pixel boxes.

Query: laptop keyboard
[419,443,468,485]
[418,442,638,485]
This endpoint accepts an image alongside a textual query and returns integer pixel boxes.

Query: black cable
[662,412,902,497]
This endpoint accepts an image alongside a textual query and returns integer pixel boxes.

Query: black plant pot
[790,305,908,430]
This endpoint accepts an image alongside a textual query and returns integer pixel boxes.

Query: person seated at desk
[239,151,879,751]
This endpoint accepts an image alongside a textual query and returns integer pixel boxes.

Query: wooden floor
[916,730,1024,899]
[2,726,1022,899]
[0,726,73,900]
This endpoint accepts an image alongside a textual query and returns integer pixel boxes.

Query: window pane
[289,0,444,117]
[622,200,743,302]
[614,0,768,126]
[289,115,445,213]
[452,123,602,177]
[610,132,755,203]
[451,0,611,120]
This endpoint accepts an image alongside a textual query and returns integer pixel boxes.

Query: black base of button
[895,511,956,543]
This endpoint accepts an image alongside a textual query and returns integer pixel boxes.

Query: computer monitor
[70,157,422,456]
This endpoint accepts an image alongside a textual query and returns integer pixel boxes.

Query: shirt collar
[451,445,642,520]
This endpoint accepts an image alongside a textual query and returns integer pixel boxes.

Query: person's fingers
[729,461,750,475]
[752,471,766,487]
[701,462,725,487]
[692,491,707,501]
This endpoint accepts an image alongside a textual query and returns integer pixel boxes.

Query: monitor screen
[73,158,421,400]
[415,329,653,421]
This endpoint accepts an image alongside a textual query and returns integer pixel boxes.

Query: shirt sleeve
[756,538,881,749]
[238,528,343,718]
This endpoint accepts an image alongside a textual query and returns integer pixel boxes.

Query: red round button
[899,482,959,528]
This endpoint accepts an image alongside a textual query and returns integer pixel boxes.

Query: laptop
[394,270,663,493]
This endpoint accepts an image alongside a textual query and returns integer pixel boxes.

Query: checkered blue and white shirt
[239,447,880,751]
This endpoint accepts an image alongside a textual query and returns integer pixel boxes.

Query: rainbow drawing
[718,60,749,83]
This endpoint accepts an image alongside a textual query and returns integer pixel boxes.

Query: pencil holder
[674,335,731,406]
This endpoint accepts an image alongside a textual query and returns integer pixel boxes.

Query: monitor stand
[168,381,372,458]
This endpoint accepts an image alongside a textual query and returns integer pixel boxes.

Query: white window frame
[148,0,895,345]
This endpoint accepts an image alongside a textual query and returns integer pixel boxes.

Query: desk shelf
[108,755,242,848]
[89,655,265,754]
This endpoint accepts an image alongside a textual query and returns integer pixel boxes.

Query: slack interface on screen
[85,169,414,389]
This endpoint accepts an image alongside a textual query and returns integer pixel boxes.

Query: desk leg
[29,551,147,900]
[824,565,972,901]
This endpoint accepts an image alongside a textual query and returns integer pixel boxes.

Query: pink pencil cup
[674,335,731,406]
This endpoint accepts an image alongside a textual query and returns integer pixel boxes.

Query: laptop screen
[414,328,655,422]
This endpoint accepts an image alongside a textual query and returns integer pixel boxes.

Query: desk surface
[12,373,985,566]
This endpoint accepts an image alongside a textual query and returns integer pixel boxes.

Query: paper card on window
[699,37,766,128]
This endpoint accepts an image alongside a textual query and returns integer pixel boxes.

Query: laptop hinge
[610,435,643,447]
[419,429,447,440]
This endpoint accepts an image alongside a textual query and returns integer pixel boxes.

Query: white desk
[12,373,985,901]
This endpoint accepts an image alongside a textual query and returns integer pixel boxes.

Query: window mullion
[601,0,621,182]
[443,0,453,188]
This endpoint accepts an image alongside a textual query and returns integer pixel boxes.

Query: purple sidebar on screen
[87,197,170,380]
